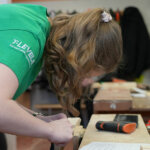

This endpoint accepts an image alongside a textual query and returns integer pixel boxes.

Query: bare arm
[0,63,72,144]
[0,99,50,138]
[0,63,50,138]
[16,102,39,116]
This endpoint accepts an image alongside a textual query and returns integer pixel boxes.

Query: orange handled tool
[96,121,136,134]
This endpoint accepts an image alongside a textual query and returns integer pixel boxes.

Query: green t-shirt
[0,4,51,99]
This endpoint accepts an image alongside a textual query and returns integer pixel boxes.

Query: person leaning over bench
[0,4,122,146]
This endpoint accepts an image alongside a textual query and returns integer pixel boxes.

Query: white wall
[0,0,11,3]
[16,0,150,33]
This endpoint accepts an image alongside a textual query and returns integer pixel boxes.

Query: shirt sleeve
[0,29,40,85]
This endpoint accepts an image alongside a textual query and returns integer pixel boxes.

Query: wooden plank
[132,96,150,110]
[12,0,69,2]
[68,117,81,128]
[35,104,86,109]
[93,89,132,112]
[93,100,132,112]
[94,89,132,101]
[101,82,137,90]
[79,114,150,149]
[35,104,62,109]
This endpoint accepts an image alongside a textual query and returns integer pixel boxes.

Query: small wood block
[68,117,81,128]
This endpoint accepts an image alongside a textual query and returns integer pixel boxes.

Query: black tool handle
[96,121,136,133]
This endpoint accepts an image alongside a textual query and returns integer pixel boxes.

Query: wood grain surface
[79,114,150,149]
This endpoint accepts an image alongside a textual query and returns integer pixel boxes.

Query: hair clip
[101,11,112,23]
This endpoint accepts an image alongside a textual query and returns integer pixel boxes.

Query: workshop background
[0,0,150,150]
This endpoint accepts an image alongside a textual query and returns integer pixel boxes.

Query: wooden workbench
[79,114,150,149]
[93,82,150,122]
[93,89,150,112]
[132,96,150,110]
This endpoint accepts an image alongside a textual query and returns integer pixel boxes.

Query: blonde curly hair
[44,8,122,116]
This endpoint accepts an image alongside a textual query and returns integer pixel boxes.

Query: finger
[57,113,67,119]
[51,113,67,121]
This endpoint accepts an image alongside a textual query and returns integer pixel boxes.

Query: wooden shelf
[12,0,70,2]
[35,103,86,109]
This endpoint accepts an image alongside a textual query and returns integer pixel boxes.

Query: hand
[48,118,73,145]
[37,113,67,123]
